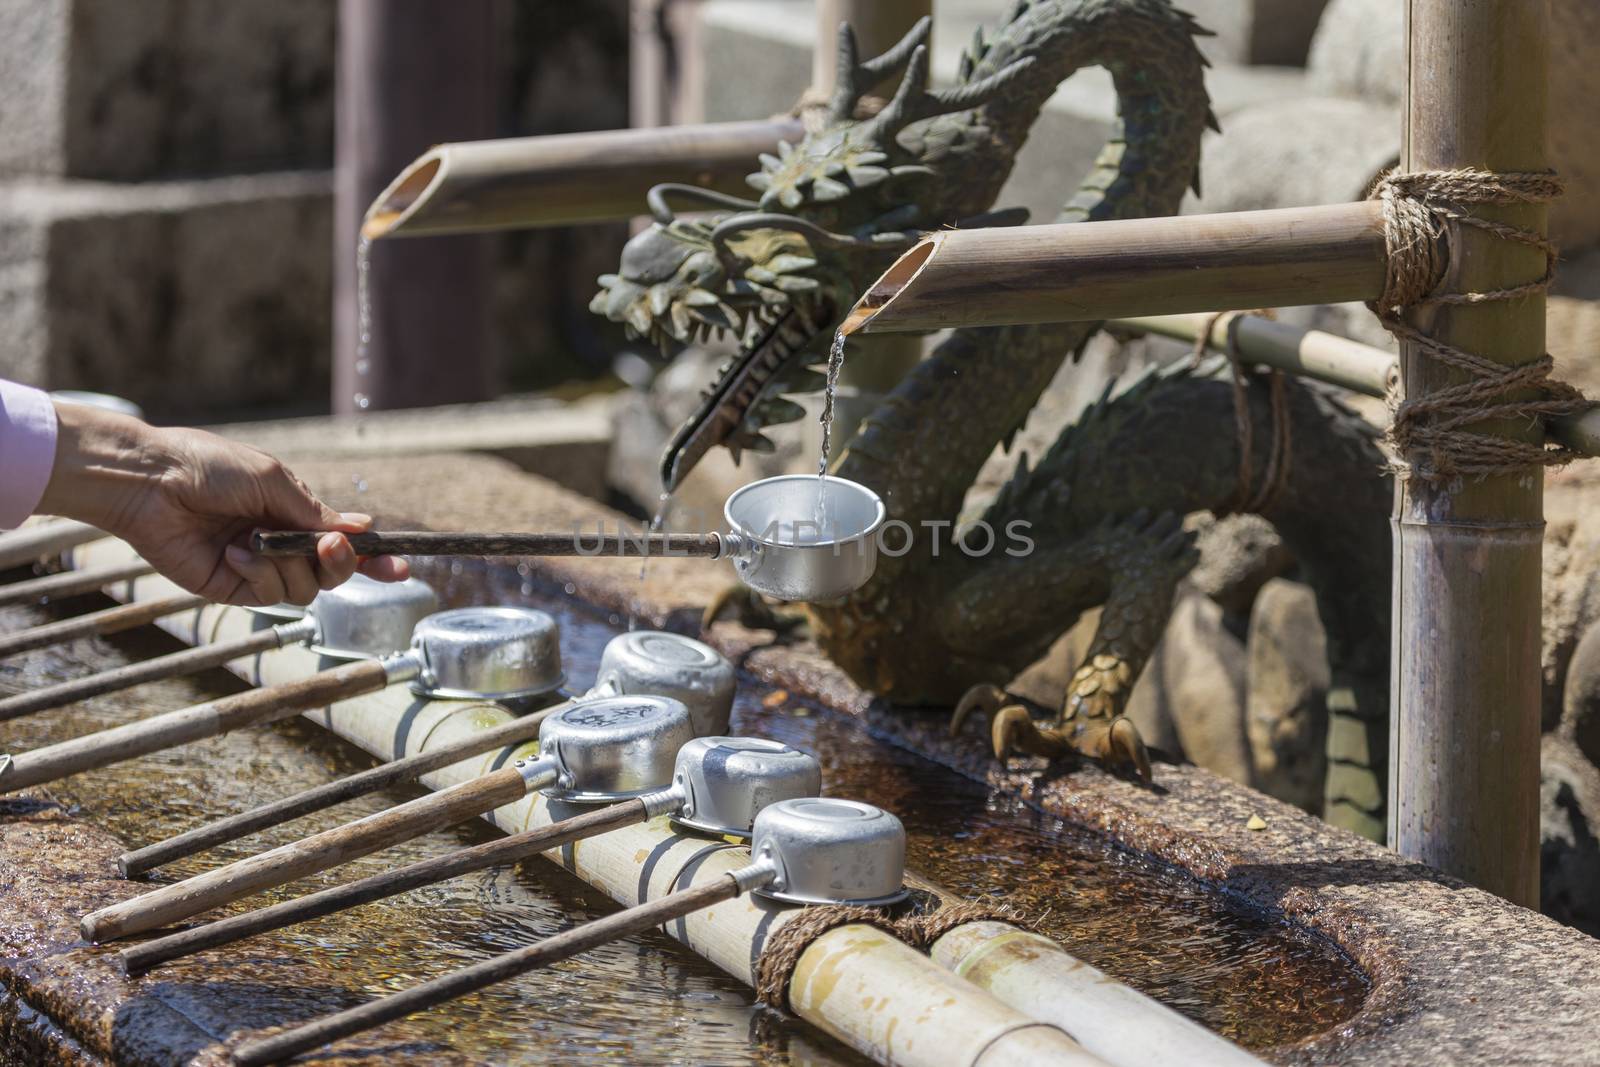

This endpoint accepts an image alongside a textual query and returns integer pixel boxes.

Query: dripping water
[352,236,374,414]
[814,329,848,531]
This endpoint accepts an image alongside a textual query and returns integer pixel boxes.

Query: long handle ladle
[118,736,819,972]
[0,560,155,608]
[226,797,906,1066]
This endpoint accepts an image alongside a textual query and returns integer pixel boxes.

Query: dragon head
[591,17,1032,491]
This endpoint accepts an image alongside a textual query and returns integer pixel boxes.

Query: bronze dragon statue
[591,0,1394,840]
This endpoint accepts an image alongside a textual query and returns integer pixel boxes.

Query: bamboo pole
[843,202,1389,334]
[1118,312,1600,456]
[0,561,154,608]
[930,922,1267,1067]
[0,520,101,572]
[0,594,206,658]
[0,659,391,794]
[1388,0,1548,906]
[362,119,803,239]
[117,706,558,878]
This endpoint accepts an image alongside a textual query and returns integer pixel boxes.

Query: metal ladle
[0,572,439,722]
[118,735,821,975]
[79,694,697,943]
[228,797,907,1066]
[117,630,735,877]
[0,599,551,797]
[252,473,888,603]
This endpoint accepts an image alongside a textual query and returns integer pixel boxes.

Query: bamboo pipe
[842,202,1388,334]
[1118,311,1600,456]
[254,530,725,559]
[362,119,803,239]
[64,539,1231,1067]
[117,706,558,878]
[0,593,206,658]
[80,763,542,942]
[120,797,649,974]
[1390,0,1548,906]
[0,616,316,722]
[0,561,155,608]
[931,922,1268,1067]
[0,520,101,571]
[0,657,390,794]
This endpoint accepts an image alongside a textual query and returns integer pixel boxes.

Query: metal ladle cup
[592,630,735,735]
[532,694,696,802]
[643,735,822,839]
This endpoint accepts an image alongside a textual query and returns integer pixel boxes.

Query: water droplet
[563,582,576,595]
[353,393,371,410]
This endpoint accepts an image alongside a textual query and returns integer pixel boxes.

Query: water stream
[0,568,1369,1063]
[352,236,374,413]
[813,330,849,531]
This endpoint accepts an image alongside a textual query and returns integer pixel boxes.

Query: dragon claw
[991,704,1072,760]
[950,683,1006,737]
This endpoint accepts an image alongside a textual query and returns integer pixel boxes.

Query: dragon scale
[593,0,1394,835]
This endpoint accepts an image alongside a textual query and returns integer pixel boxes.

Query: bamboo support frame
[843,202,1389,334]
[1388,0,1548,906]
[62,537,1252,1067]
[362,119,802,239]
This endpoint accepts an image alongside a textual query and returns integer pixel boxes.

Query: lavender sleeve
[0,380,59,529]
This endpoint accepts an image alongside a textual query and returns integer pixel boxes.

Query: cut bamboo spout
[363,119,803,239]
[843,202,1389,334]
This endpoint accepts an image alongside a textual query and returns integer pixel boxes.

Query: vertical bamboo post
[811,0,930,443]
[1389,0,1547,906]
[334,0,496,413]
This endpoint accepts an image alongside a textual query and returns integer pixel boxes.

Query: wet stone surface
[0,561,1366,1064]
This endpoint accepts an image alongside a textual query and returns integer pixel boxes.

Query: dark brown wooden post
[1390,0,1548,907]
[334,0,496,413]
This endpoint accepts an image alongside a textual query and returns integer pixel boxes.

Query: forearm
[37,400,173,536]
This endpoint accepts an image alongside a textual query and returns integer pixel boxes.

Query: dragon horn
[827,15,933,123]
[865,50,1039,142]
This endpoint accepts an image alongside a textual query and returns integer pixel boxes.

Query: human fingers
[224,544,288,607]
[275,553,322,606]
[358,555,411,582]
[314,532,361,590]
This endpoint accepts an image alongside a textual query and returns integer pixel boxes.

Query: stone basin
[2,451,1598,1065]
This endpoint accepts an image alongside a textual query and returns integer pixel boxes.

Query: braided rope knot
[1369,168,1590,482]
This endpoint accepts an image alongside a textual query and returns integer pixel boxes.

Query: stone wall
[0,0,630,420]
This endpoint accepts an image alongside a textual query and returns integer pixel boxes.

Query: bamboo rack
[63,536,1261,1067]
[362,119,803,238]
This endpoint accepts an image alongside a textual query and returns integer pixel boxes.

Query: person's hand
[37,401,409,606]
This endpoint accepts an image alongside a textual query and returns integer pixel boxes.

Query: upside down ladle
[116,629,735,877]
[0,573,438,722]
[254,473,889,603]
[229,797,907,1066]
[80,693,698,942]
[119,735,821,975]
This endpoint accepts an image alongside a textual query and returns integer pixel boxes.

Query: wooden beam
[1389,0,1548,906]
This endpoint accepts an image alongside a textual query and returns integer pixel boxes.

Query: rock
[1185,96,1398,217]
[1187,513,1293,622]
[1245,577,1331,813]
[1563,622,1600,771]
[1541,736,1600,937]
[1155,586,1254,784]
[1172,0,1332,66]
[1307,0,1600,251]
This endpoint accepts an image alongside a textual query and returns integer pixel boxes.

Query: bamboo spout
[362,119,803,239]
[843,202,1389,334]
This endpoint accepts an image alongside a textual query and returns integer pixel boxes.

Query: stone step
[0,0,334,181]
[0,171,331,419]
